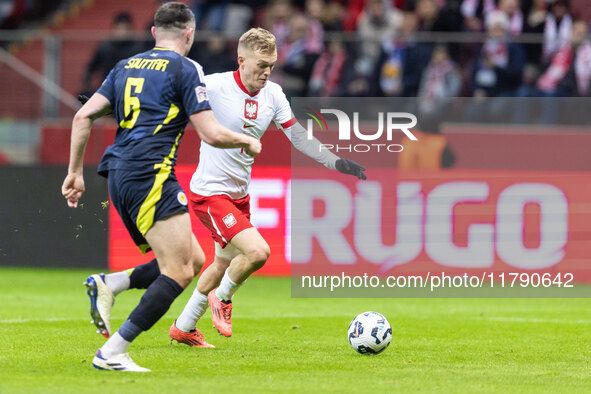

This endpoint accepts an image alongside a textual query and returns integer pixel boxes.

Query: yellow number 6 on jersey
[120,77,145,129]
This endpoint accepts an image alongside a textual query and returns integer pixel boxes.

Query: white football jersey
[190,70,337,199]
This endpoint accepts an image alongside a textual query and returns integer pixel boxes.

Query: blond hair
[238,28,277,55]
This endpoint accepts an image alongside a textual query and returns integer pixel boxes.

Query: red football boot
[169,321,215,348]
[208,289,233,337]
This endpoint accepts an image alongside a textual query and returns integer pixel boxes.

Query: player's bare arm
[189,109,262,156]
[61,93,112,208]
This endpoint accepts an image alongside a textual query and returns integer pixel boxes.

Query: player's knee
[162,262,193,288]
[245,243,270,270]
[177,264,195,288]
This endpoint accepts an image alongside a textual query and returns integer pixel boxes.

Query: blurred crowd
[179,0,591,101]
[3,0,591,102]
[207,0,582,101]
[0,0,64,28]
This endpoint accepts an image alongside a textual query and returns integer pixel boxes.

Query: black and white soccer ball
[348,311,392,355]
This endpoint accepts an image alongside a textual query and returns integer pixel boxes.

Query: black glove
[77,94,90,105]
[335,158,367,180]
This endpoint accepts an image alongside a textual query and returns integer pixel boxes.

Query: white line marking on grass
[485,316,591,325]
[0,312,355,325]
[0,317,81,324]
[3,315,591,325]
[0,314,195,324]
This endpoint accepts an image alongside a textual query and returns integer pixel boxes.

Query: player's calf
[225,228,270,282]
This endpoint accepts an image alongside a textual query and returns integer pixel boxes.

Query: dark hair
[154,2,195,30]
[113,12,132,25]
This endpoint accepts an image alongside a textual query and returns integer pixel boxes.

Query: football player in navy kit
[61,2,260,371]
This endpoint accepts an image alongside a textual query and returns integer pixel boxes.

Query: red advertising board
[108,165,291,275]
[109,167,591,279]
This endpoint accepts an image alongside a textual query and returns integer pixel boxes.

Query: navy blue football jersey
[96,47,211,176]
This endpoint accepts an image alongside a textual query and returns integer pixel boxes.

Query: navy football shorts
[107,168,189,254]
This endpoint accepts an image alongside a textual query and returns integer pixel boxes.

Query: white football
[348,311,392,354]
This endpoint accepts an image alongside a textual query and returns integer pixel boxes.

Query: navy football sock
[117,320,143,343]
[127,274,184,332]
[129,259,161,289]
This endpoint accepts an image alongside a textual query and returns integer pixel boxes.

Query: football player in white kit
[84,28,366,347]
[169,28,366,342]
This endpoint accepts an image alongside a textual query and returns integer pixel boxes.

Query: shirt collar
[233,69,260,97]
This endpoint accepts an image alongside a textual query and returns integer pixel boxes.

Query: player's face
[241,50,277,92]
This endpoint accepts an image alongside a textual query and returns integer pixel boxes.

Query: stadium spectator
[461,0,496,32]
[191,0,258,36]
[423,0,465,33]
[463,10,525,122]
[471,10,525,97]
[419,0,464,61]
[274,13,322,98]
[525,0,547,31]
[374,12,433,97]
[260,0,293,45]
[336,44,376,97]
[523,0,547,64]
[0,0,64,29]
[303,0,325,49]
[80,12,140,96]
[65,2,261,372]
[515,19,591,123]
[416,43,461,125]
[0,1,13,28]
[342,0,366,31]
[191,0,229,31]
[498,0,524,36]
[318,0,346,31]
[415,0,441,32]
[308,38,348,96]
[418,44,462,112]
[404,0,465,35]
[194,35,237,74]
[543,0,572,61]
[220,1,257,39]
[357,0,404,65]
[406,0,456,11]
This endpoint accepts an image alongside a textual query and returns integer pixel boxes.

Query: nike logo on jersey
[243,123,255,129]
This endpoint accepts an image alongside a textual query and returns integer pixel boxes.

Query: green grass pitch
[1,267,591,393]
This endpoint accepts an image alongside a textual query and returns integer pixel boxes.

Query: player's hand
[335,159,367,180]
[61,173,85,208]
[244,137,262,157]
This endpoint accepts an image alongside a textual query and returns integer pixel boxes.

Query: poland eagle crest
[244,99,258,119]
